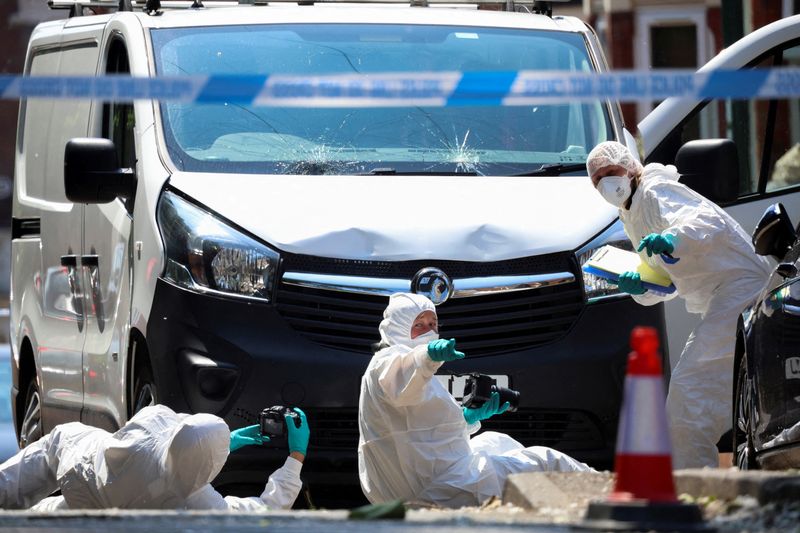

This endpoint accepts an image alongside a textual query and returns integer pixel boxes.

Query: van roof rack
[47,0,569,17]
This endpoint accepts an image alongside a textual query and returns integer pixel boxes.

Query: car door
[23,31,102,430]
[641,39,800,365]
[751,243,800,449]
[79,36,135,431]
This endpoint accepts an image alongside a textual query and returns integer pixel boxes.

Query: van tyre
[733,352,758,470]
[131,364,157,416]
[19,378,43,448]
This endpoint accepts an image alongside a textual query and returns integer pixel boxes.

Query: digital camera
[259,405,300,439]
[461,373,520,413]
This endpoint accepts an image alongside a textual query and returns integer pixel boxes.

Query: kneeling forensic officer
[358,293,593,509]
[0,404,309,511]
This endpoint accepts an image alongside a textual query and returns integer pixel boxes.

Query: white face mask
[408,329,439,348]
[596,175,632,207]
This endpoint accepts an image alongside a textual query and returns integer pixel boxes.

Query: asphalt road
[0,510,569,533]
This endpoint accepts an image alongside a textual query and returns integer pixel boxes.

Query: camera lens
[493,385,520,412]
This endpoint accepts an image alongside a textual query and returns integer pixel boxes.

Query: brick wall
[0,2,39,229]
[606,11,636,131]
[749,0,783,32]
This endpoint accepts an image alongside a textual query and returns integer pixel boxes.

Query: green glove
[617,271,647,295]
[230,424,268,452]
[287,407,310,456]
[463,391,510,425]
[427,339,465,362]
[349,499,406,520]
[638,233,675,257]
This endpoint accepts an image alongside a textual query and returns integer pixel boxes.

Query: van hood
[169,173,617,262]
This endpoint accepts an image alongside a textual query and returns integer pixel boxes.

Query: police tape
[2,68,800,105]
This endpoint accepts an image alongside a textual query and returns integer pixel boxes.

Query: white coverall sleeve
[29,496,69,511]
[627,180,722,307]
[640,180,726,260]
[0,421,104,510]
[631,286,679,306]
[375,345,443,407]
[183,456,303,511]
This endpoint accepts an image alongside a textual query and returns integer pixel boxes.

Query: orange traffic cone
[611,326,676,502]
[580,327,710,532]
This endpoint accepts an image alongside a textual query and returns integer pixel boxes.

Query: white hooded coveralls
[358,293,593,508]
[0,405,302,511]
[588,141,771,468]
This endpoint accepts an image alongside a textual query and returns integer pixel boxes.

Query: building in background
[584,0,799,131]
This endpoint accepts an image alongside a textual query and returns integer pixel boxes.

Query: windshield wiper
[513,163,586,177]
[362,168,479,176]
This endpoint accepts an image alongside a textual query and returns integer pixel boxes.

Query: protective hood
[378,293,437,349]
[168,173,617,261]
[60,405,230,509]
[586,141,643,179]
[162,413,230,499]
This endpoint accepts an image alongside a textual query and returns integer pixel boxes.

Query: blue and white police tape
[2,68,800,106]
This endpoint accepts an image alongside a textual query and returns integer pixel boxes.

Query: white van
[11,0,661,500]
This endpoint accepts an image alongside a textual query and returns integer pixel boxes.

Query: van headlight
[157,190,280,302]
[576,220,633,302]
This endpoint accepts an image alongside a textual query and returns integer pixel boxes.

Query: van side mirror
[752,202,796,259]
[64,138,135,203]
[675,139,739,203]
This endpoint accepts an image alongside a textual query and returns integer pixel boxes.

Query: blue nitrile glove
[638,233,675,257]
[287,407,310,456]
[427,338,465,362]
[463,391,510,425]
[230,424,269,452]
[616,271,647,295]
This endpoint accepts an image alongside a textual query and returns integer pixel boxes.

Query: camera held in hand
[259,405,301,440]
[461,373,520,413]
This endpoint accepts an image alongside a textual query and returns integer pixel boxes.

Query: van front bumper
[147,279,665,501]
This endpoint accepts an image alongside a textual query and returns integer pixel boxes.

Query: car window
[102,38,136,212]
[765,44,800,193]
[151,24,612,176]
[651,40,800,199]
[23,44,99,203]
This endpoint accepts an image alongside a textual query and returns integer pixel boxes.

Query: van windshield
[151,24,612,176]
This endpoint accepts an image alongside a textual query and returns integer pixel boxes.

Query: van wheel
[733,352,758,470]
[19,379,43,448]
[131,364,158,416]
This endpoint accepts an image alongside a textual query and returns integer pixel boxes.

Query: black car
[734,202,800,469]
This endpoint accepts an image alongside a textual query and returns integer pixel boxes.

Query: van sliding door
[22,34,101,430]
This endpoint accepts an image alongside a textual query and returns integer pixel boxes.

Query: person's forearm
[290,451,305,463]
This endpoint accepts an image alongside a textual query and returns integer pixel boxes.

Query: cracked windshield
[152,24,611,176]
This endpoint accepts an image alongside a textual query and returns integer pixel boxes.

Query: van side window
[648,42,800,201]
[21,44,99,203]
[102,39,135,209]
[19,50,61,201]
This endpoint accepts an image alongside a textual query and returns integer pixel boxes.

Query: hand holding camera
[463,391,510,425]
[260,406,310,457]
[286,408,310,456]
[229,424,269,452]
[231,406,310,458]
[462,373,520,415]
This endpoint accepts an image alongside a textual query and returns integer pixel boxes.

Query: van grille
[275,254,584,356]
[307,408,604,452]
